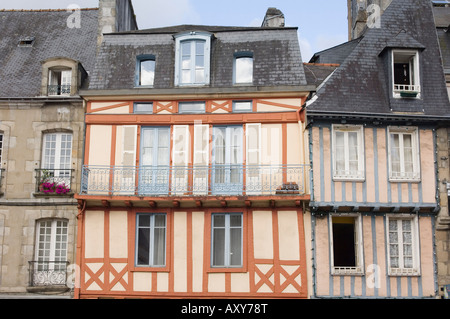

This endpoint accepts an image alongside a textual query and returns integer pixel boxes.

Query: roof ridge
[0,8,98,12]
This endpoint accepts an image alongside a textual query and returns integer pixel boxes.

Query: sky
[0,0,349,61]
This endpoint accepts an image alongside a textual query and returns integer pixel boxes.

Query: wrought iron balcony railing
[35,169,74,195]
[80,164,309,197]
[28,261,70,287]
[48,85,71,96]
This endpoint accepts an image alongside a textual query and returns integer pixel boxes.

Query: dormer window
[392,50,420,98]
[41,57,85,97]
[48,69,72,96]
[174,32,212,86]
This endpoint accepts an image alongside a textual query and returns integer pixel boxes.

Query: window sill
[388,268,420,276]
[207,266,247,273]
[33,192,74,198]
[331,267,364,276]
[333,176,365,182]
[389,178,421,183]
[130,265,170,273]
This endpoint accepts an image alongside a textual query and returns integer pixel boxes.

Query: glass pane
[213,228,225,266]
[235,57,253,83]
[139,215,151,227]
[213,214,225,227]
[230,228,242,266]
[153,228,166,266]
[137,228,150,265]
[154,214,166,228]
[230,214,242,227]
[140,60,155,86]
[234,101,252,112]
[135,103,153,113]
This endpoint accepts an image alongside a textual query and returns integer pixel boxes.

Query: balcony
[35,169,74,196]
[27,261,70,293]
[393,84,420,98]
[48,85,71,96]
[80,165,309,199]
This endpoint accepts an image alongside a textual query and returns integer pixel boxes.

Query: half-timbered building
[307,0,450,298]
[75,8,315,299]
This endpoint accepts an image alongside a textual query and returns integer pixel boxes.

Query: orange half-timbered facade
[75,13,315,299]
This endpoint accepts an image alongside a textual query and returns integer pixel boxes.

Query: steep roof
[307,0,450,117]
[87,24,309,92]
[0,9,99,98]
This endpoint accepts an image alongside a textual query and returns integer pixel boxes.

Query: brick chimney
[262,7,285,28]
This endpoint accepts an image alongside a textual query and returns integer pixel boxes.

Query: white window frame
[34,219,69,271]
[392,49,421,98]
[387,126,421,182]
[329,214,364,276]
[174,32,212,86]
[332,125,365,181]
[41,132,73,187]
[211,213,243,268]
[386,214,421,276]
[135,213,167,267]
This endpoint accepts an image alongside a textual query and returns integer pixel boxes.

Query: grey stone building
[0,0,136,298]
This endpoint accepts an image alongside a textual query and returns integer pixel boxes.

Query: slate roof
[0,9,99,98]
[307,0,450,117]
[88,25,309,92]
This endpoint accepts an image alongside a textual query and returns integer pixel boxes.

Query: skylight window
[18,37,35,47]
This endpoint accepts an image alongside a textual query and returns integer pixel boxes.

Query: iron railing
[80,164,309,197]
[48,85,71,96]
[35,169,74,195]
[28,261,70,287]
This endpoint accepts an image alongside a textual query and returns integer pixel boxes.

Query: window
[392,50,420,98]
[387,216,420,276]
[178,101,206,114]
[48,69,72,96]
[330,215,364,275]
[136,214,167,267]
[234,53,253,84]
[211,213,243,268]
[233,101,253,113]
[139,127,170,195]
[134,102,153,113]
[212,126,243,195]
[136,56,155,87]
[388,127,420,181]
[32,219,68,286]
[174,32,212,86]
[332,125,365,180]
[40,133,73,189]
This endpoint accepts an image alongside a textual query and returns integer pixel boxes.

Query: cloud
[133,0,200,29]
[299,37,313,62]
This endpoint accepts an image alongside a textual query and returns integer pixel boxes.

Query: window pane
[179,102,206,114]
[137,228,150,265]
[230,214,242,227]
[235,57,253,83]
[140,60,155,86]
[213,228,225,266]
[153,227,166,266]
[213,214,225,227]
[230,228,242,266]
[134,103,153,113]
[233,101,252,112]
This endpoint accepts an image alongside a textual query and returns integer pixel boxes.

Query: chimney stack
[262,8,285,28]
